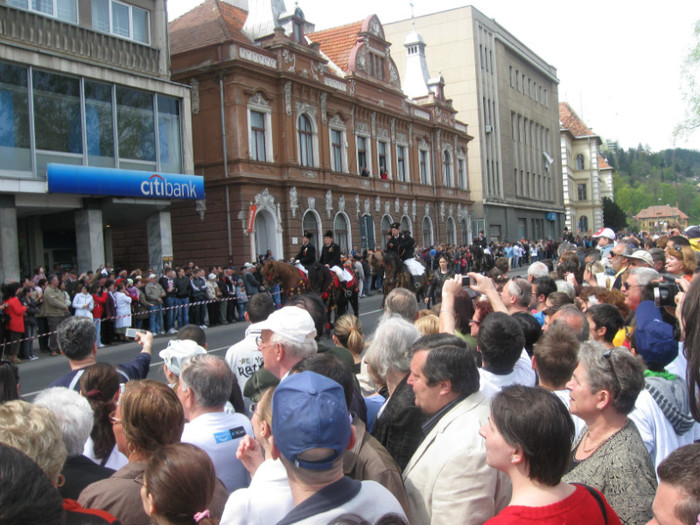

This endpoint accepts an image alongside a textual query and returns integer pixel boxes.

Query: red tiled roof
[598,155,611,169]
[308,20,364,72]
[169,0,249,56]
[635,205,689,220]
[559,102,596,138]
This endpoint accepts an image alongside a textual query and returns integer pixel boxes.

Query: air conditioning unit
[484,125,493,133]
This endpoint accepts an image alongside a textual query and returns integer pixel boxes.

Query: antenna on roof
[410,1,415,29]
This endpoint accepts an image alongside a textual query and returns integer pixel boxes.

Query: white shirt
[220,459,293,525]
[181,411,254,493]
[552,389,585,440]
[479,349,536,399]
[83,437,128,471]
[225,322,264,412]
[72,293,94,319]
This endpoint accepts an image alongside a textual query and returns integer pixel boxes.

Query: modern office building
[385,6,565,242]
[0,0,197,281]
[559,102,614,234]
[168,0,471,264]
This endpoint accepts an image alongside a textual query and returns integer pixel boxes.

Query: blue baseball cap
[272,371,351,471]
[634,301,678,368]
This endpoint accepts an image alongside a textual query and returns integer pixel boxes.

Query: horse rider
[386,222,424,288]
[320,230,352,284]
[293,231,316,274]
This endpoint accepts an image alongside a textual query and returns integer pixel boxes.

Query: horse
[307,263,359,326]
[260,260,310,302]
[370,251,428,300]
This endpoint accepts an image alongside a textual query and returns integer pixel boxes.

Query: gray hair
[507,278,532,308]
[180,354,234,408]
[383,288,418,322]
[527,261,549,280]
[33,387,93,457]
[57,317,97,360]
[577,342,645,415]
[365,315,420,379]
[629,267,660,287]
[617,243,634,256]
[553,305,590,342]
[270,333,318,362]
[554,280,576,302]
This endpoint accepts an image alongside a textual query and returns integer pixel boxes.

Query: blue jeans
[175,297,189,328]
[237,301,247,320]
[164,296,177,331]
[363,275,372,296]
[149,305,163,334]
[94,319,103,346]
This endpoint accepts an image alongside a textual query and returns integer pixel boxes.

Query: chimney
[402,28,430,99]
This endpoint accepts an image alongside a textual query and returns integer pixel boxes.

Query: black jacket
[295,243,316,268]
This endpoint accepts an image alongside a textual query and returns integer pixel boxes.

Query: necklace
[580,422,626,454]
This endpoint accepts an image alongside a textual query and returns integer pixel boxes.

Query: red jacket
[92,292,107,320]
[3,296,27,333]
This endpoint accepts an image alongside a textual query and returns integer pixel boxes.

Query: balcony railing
[1,5,162,77]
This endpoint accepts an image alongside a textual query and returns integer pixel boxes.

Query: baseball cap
[148,273,157,279]
[207,273,217,280]
[593,227,615,240]
[627,250,653,267]
[159,339,207,376]
[272,371,352,470]
[634,301,677,368]
[255,306,316,343]
[243,262,255,269]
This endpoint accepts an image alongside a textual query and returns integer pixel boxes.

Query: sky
[167,0,700,153]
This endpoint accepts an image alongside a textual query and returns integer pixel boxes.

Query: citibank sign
[47,164,204,201]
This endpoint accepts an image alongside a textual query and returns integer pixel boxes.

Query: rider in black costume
[294,231,316,269]
[319,230,342,268]
[386,222,420,288]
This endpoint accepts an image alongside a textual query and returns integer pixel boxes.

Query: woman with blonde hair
[664,237,696,281]
[332,314,365,373]
[414,313,439,336]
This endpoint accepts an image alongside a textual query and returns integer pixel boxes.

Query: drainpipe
[219,68,232,258]
[430,130,438,244]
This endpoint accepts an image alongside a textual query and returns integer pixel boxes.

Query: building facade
[0,0,197,281]
[634,205,689,231]
[168,0,472,265]
[384,6,565,243]
[559,102,614,235]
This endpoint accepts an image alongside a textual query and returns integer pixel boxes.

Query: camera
[653,278,679,308]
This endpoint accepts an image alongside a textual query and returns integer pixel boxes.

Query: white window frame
[296,113,318,168]
[457,150,467,190]
[396,143,409,183]
[91,0,151,44]
[356,134,372,175]
[9,0,78,23]
[247,97,273,163]
[419,147,431,185]
[377,139,391,178]
[333,211,352,253]
[328,121,348,173]
[422,215,433,247]
[442,149,453,187]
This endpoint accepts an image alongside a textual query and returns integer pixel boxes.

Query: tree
[676,20,700,140]
[602,197,628,231]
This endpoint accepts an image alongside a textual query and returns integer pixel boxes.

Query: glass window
[575,153,584,170]
[422,216,432,247]
[577,183,587,201]
[378,141,387,175]
[397,145,406,182]
[303,211,321,253]
[33,70,82,154]
[578,216,588,233]
[334,214,349,253]
[443,150,452,187]
[91,0,150,44]
[331,129,343,172]
[112,1,130,38]
[116,86,155,162]
[357,136,368,174]
[9,0,77,23]
[131,6,149,44]
[419,149,429,185]
[85,81,114,167]
[92,0,109,31]
[298,114,313,167]
[0,62,31,171]
[250,110,266,162]
[360,215,375,251]
[158,95,182,174]
[458,158,466,189]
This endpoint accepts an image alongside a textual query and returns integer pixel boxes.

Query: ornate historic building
[385,7,565,242]
[559,102,614,235]
[167,0,472,265]
[0,0,196,280]
[635,205,689,232]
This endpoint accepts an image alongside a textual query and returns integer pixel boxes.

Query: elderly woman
[78,379,229,525]
[364,315,421,470]
[480,386,620,524]
[562,342,656,525]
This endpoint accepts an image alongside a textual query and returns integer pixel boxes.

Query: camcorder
[653,274,680,308]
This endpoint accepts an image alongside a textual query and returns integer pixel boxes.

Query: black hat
[304,231,313,239]
[324,230,334,238]
[390,222,401,230]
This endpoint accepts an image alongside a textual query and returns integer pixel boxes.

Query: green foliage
[607,147,700,223]
[676,20,700,139]
[602,197,628,231]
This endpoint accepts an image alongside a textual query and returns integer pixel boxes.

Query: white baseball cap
[593,227,615,240]
[255,306,316,344]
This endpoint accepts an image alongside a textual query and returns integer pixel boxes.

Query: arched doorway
[446,217,456,245]
[422,216,433,247]
[302,209,322,254]
[381,215,393,250]
[360,215,375,252]
[253,208,279,261]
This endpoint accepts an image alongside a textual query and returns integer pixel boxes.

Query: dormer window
[293,21,304,43]
[369,53,385,81]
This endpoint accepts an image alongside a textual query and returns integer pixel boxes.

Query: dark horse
[369,251,428,300]
[260,260,310,303]
[307,263,359,326]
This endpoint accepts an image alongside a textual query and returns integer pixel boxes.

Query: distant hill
[604,146,700,224]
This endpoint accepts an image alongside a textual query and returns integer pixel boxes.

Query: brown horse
[260,260,310,301]
[369,251,428,299]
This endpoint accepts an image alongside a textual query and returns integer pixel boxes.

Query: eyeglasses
[108,411,121,425]
[622,281,641,290]
[602,349,620,398]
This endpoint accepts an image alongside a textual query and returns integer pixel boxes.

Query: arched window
[446,217,456,245]
[334,213,350,254]
[578,215,588,234]
[302,210,321,253]
[400,216,411,236]
[443,150,453,187]
[360,215,375,251]
[575,153,584,170]
[381,215,393,250]
[461,218,469,245]
[298,114,313,167]
[422,216,433,247]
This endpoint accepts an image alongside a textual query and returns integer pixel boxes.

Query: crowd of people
[1,222,700,524]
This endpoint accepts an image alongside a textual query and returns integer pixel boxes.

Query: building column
[28,217,44,274]
[0,195,20,284]
[75,205,105,274]
[147,210,173,273]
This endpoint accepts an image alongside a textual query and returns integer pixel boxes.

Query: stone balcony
[0,4,164,77]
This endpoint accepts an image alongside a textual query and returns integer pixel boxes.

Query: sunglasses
[602,349,620,398]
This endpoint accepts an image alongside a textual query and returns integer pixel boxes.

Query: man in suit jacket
[403,338,510,525]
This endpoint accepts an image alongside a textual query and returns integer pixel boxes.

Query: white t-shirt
[479,349,536,399]
[83,437,128,471]
[220,459,293,525]
[181,411,254,493]
[552,389,585,440]
[225,322,264,412]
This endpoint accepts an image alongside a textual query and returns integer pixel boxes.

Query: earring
[56,474,66,487]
